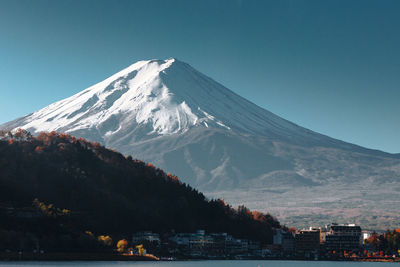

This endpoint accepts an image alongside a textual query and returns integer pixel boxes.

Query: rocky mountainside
[2,58,400,229]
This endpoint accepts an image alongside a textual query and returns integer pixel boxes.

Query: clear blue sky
[0,0,399,153]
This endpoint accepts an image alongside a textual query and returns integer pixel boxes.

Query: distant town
[126,224,400,262]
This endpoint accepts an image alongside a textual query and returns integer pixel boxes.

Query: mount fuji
[2,58,400,229]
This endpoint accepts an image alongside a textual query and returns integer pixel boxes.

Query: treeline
[0,129,280,252]
[366,229,400,254]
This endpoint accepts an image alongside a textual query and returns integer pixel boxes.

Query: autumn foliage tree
[366,230,400,254]
[32,198,70,217]
[117,239,128,253]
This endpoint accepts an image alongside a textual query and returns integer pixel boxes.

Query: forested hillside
[0,129,280,252]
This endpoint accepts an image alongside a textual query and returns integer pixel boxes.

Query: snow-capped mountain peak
[14,58,216,137]
[9,58,313,142]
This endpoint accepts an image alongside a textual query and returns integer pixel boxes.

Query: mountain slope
[2,58,400,229]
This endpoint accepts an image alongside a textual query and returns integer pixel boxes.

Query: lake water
[0,261,397,267]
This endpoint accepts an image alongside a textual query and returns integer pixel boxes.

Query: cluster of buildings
[131,224,367,259]
[132,230,262,258]
[273,223,364,259]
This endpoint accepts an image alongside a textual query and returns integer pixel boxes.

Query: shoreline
[1,252,399,263]
[0,252,158,261]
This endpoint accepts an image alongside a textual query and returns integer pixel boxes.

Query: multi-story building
[324,224,362,252]
[273,228,295,255]
[132,231,161,255]
[188,230,215,257]
[295,228,320,255]
[132,231,161,245]
[248,240,262,255]
[225,236,247,255]
[273,229,284,245]
[209,232,228,255]
[282,231,295,254]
